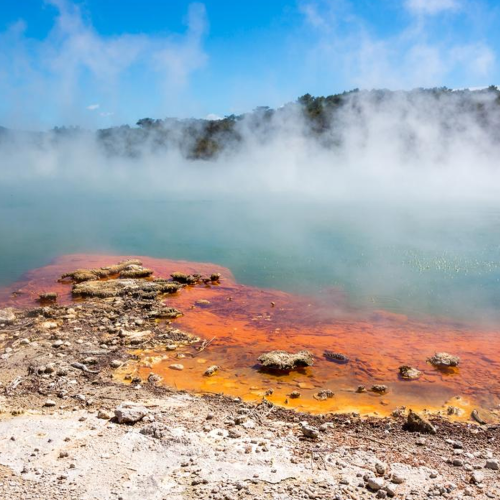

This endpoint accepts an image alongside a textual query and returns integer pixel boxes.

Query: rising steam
[1,88,500,203]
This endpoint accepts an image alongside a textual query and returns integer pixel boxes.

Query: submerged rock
[404,409,437,434]
[399,365,422,380]
[323,351,349,363]
[195,299,211,306]
[447,406,464,417]
[170,271,221,285]
[428,352,460,368]
[169,364,184,371]
[313,389,334,401]
[204,365,219,377]
[171,272,200,285]
[371,385,388,394]
[471,408,500,425]
[147,373,162,385]
[39,292,58,302]
[160,328,199,344]
[257,350,314,371]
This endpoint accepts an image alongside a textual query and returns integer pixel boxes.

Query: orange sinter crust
[1,254,499,418]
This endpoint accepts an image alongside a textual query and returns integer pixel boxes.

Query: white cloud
[152,3,208,89]
[300,3,328,29]
[0,0,208,127]
[87,104,100,110]
[299,0,496,90]
[405,0,460,16]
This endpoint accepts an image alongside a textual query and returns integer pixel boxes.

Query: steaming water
[3,88,500,416]
[5,253,498,417]
[1,188,500,326]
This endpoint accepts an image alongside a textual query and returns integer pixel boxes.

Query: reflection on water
[2,254,499,418]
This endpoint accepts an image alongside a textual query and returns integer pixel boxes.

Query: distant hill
[1,86,499,160]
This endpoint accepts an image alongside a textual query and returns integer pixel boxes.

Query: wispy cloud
[152,3,208,89]
[298,0,496,90]
[405,0,461,16]
[0,0,208,128]
[87,104,100,111]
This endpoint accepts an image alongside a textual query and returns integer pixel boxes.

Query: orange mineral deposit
[1,254,499,419]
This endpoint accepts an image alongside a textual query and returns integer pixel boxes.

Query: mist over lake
[3,88,500,325]
[2,187,500,325]
[2,2,500,497]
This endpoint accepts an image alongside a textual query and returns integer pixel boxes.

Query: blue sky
[1,0,499,128]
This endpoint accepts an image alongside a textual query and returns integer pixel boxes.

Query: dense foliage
[1,86,500,160]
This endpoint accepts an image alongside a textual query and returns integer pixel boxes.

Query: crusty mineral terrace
[0,257,500,499]
[2,255,500,419]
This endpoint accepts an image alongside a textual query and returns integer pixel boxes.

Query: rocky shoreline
[0,260,499,499]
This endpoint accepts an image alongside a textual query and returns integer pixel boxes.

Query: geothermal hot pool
[1,253,499,419]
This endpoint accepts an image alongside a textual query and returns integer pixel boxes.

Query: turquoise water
[1,188,500,324]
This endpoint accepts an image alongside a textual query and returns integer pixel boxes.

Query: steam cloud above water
[2,88,500,204]
[1,0,500,204]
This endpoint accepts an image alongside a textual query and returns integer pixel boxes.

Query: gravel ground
[0,262,499,499]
